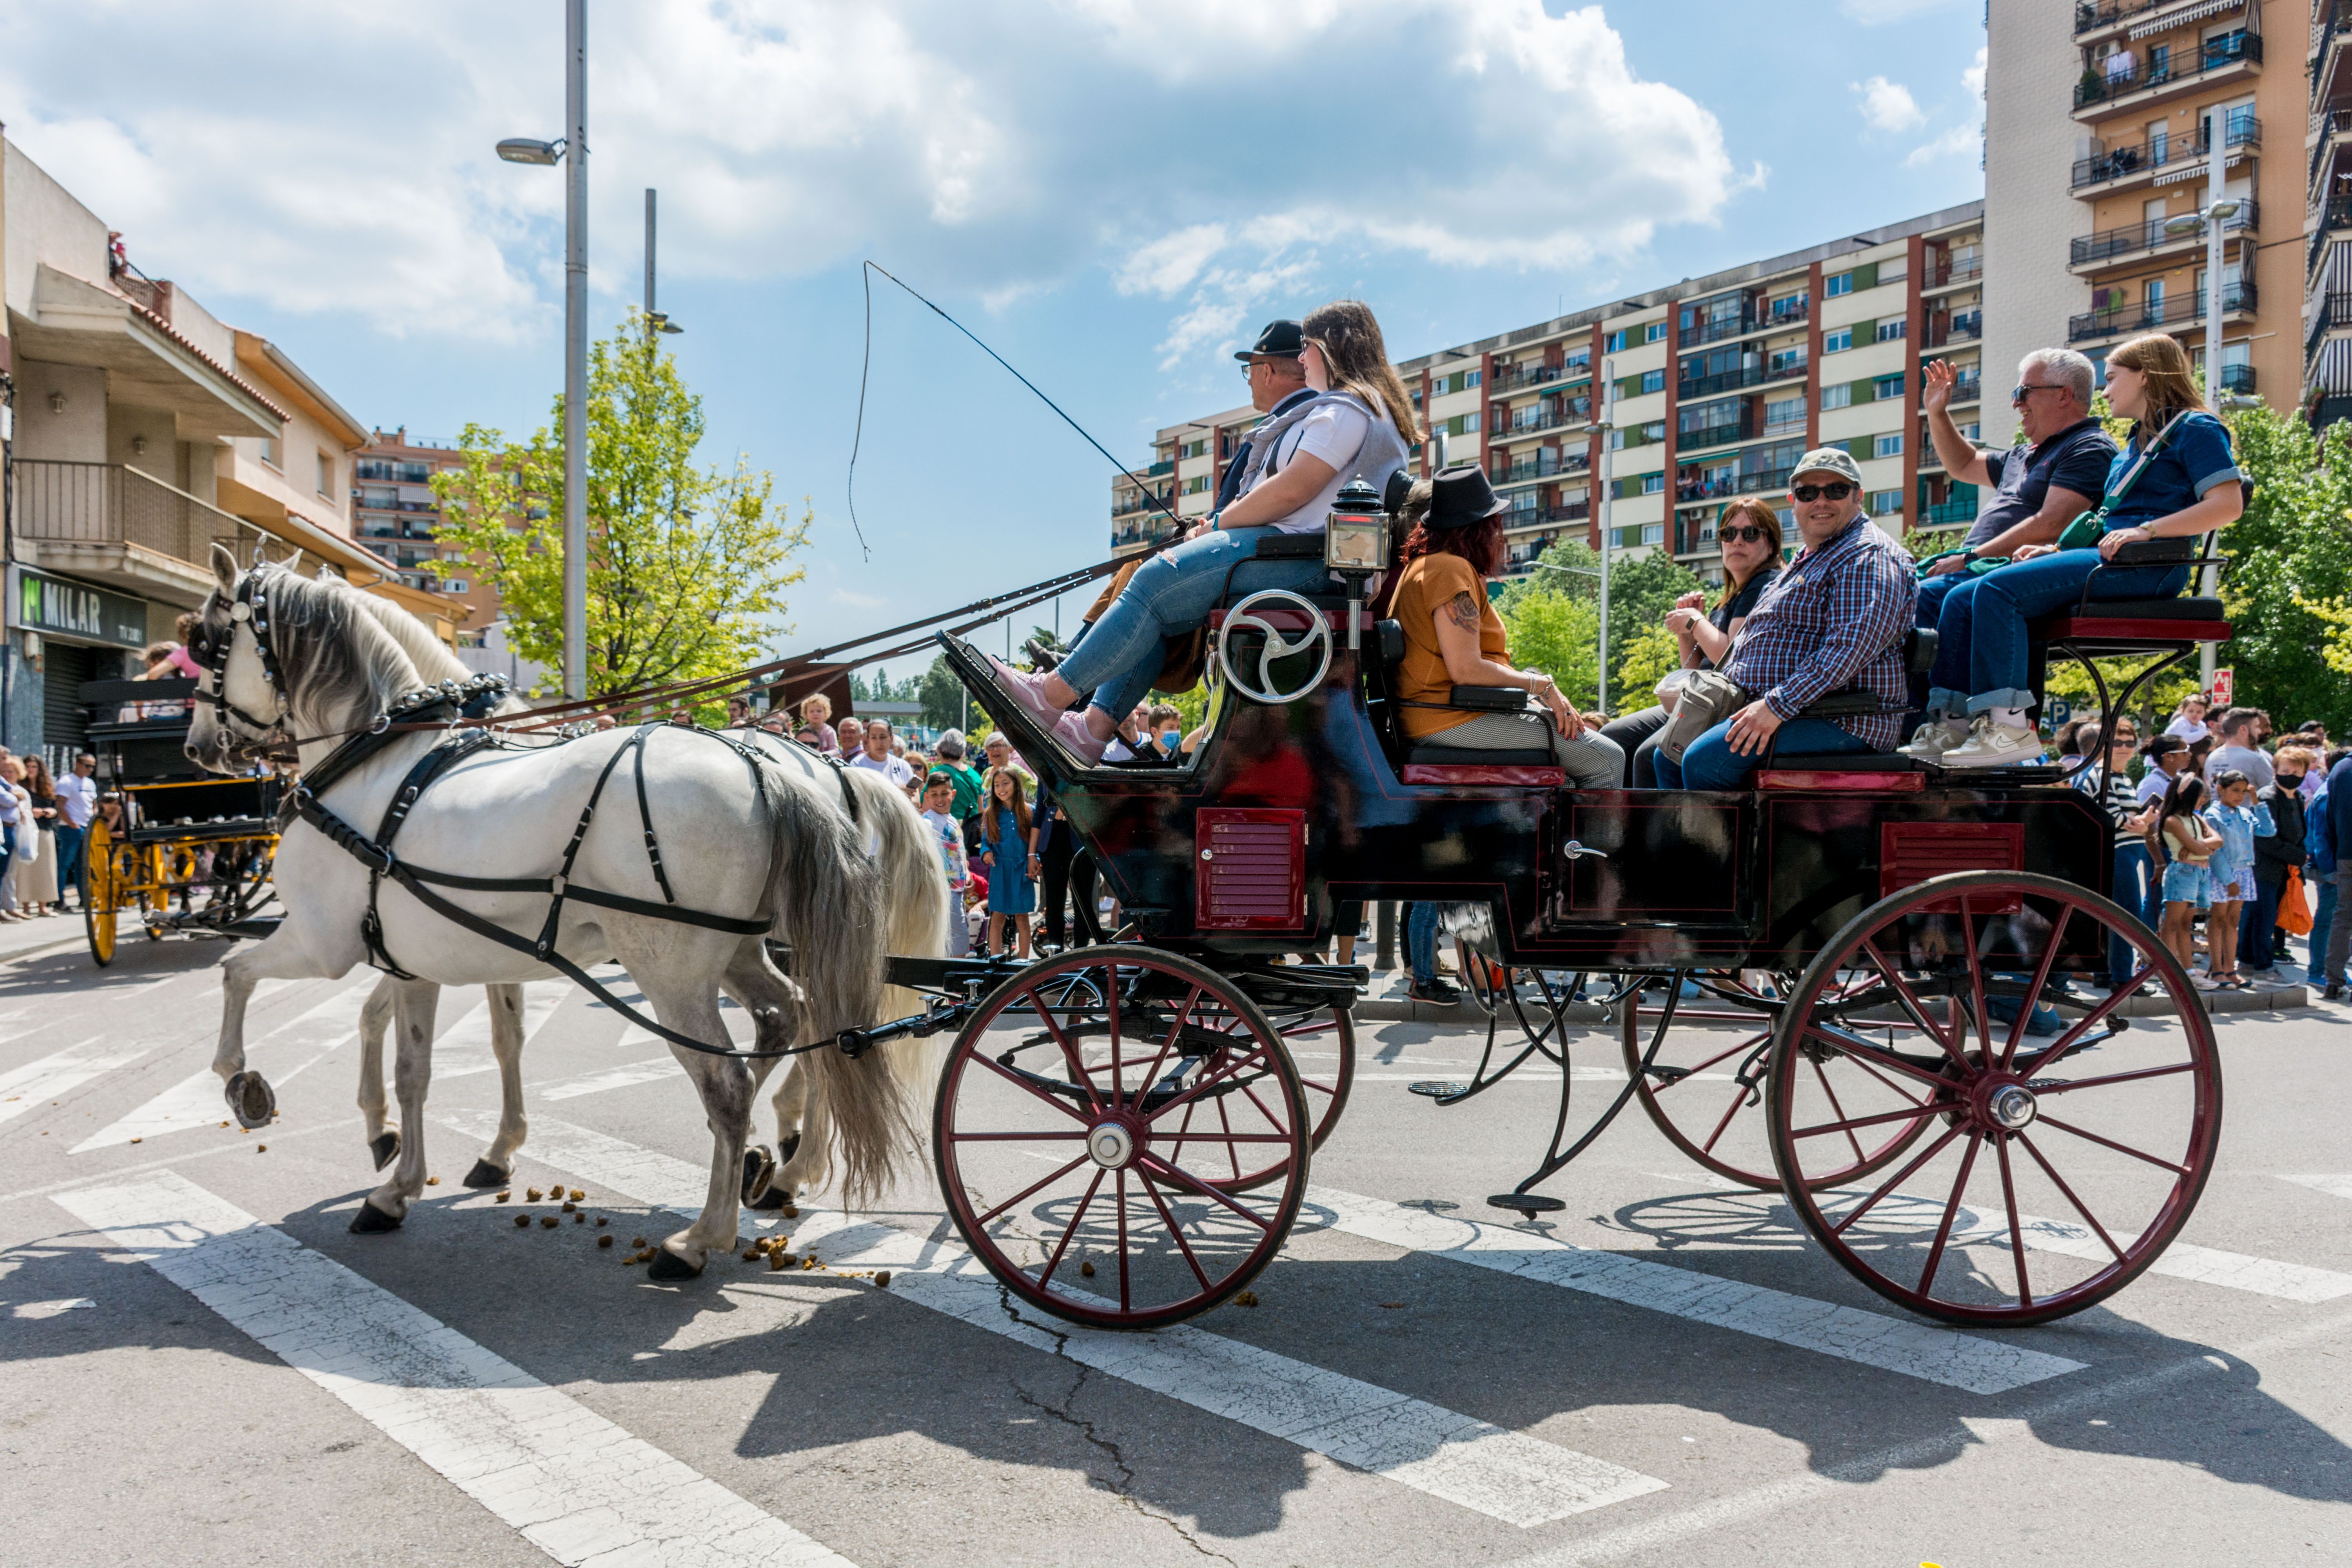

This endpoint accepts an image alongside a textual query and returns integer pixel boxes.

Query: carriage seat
[1362,619,1565,783]
[1759,626,1937,777]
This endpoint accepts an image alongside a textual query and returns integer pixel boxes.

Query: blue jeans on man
[1920,550,2189,718]
[1651,716,1875,791]
[2111,840,2153,986]
[54,824,86,907]
[1406,901,1441,984]
[2239,875,2282,972]
[1054,525,1331,722]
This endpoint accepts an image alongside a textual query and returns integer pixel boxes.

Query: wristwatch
[1958,547,1979,565]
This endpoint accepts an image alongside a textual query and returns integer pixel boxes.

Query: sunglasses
[2011,382,2069,403]
[1719,524,1771,544]
[1790,482,1854,503]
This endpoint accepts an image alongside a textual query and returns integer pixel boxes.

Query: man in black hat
[1217,320,1315,510]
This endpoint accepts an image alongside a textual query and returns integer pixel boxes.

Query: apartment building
[1987,0,2303,446]
[1,138,464,761]
[2307,0,2352,422]
[1112,202,1985,586]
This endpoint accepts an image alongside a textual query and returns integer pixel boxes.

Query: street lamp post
[494,0,589,704]
[643,189,683,334]
[1593,358,1617,711]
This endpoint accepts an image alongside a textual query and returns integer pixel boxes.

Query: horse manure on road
[562,1201,576,1213]
[598,1234,613,1249]
[568,1189,584,1201]
[425,1176,439,1186]
[539,1216,559,1229]
[526,1188,543,1201]
[1080,1260,1095,1277]
[875,1272,892,1289]
[495,1191,511,1203]
[514,1215,530,1228]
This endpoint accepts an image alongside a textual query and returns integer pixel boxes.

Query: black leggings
[1597,704,1673,788]
[1039,826,1102,947]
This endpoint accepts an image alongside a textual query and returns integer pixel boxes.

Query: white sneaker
[1937,715,2045,768]
[1897,718,1970,760]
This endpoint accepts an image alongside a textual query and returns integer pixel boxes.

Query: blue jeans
[54,824,86,903]
[2312,872,2343,986]
[1406,901,1441,984]
[1923,549,2189,716]
[2240,876,2282,970]
[2111,840,2152,985]
[1056,526,1332,721]
[1652,717,1875,790]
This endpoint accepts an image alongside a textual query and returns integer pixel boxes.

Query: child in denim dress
[2200,768,2276,990]
[2150,773,2221,976]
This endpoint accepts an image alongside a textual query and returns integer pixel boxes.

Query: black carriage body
[79,676,279,838]
[951,630,2110,974]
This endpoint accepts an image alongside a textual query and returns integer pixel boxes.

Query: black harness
[198,575,870,1062]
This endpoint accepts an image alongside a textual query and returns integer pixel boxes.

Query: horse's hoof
[741,1145,776,1205]
[348,1200,403,1234]
[368,1131,400,1171]
[462,1158,510,1189]
[645,1246,702,1281]
[225,1071,276,1131]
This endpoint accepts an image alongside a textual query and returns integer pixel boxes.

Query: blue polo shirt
[2102,411,2239,533]
[1969,417,2116,550]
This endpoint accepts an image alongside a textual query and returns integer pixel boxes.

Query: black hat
[1426,464,1510,530]
[1233,319,1304,361]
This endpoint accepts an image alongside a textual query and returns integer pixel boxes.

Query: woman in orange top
[1386,466,1623,788]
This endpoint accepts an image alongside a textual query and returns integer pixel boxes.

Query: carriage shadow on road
[0,938,227,1000]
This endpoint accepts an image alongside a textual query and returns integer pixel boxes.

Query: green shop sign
[11,567,149,650]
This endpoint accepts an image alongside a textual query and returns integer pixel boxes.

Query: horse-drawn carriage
[74,673,279,965]
[910,502,2230,1334]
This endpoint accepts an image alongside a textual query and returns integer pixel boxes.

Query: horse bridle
[190,570,293,746]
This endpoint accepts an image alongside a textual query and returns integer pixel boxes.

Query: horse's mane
[349,590,471,684]
[229,568,424,725]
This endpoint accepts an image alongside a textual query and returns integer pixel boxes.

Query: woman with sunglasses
[1908,332,2242,768]
[1598,498,1783,786]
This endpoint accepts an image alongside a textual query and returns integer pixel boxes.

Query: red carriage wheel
[1170,999,1353,1193]
[1625,971,1937,1191]
[1768,870,2222,1327]
[933,945,1311,1329]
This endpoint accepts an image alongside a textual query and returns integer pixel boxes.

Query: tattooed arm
[1430,590,1579,733]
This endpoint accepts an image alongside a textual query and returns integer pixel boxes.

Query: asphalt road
[3,937,2348,1567]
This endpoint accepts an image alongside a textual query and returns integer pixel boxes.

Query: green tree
[2211,405,2352,734]
[1498,588,1600,708]
[434,310,811,708]
[1495,539,1703,711]
[918,653,971,731]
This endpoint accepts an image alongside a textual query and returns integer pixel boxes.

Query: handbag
[1657,669,1748,764]
[2052,409,2190,552]
[1654,667,1691,714]
[2281,865,2314,937]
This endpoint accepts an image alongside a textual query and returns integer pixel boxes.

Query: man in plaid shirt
[1654,448,1918,790]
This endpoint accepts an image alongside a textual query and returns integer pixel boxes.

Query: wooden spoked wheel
[1768,870,2222,1327]
[82,819,116,966]
[933,945,1310,1330]
[1191,1000,1353,1193]
[1624,971,1935,1191]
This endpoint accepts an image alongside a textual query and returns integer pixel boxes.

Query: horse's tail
[839,766,951,1119]
[757,761,941,1208]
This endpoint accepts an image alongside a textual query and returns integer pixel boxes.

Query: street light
[2159,135,2249,688]
[644,188,684,334]
[492,0,589,704]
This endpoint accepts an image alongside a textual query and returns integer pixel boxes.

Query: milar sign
[10,567,149,650]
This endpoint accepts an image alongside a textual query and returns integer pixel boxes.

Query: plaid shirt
[1721,516,1918,750]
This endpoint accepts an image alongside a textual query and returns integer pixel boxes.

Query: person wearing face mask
[2246,746,2315,980]
[1650,449,1918,791]
[1907,332,2243,768]
[1598,498,1784,787]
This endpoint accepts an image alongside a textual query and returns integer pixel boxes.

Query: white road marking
[11,1297,93,1318]
[1300,1188,2083,1396]
[466,1113,1668,1528]
[56,1171,858,1568]
[2279,1174,2352,1203]
[0,1039,131,1125]
[538,1058,678,1102]
[73,978,380,1152]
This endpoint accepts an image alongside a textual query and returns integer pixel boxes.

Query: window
[1825,272,1854,298]
[1181,475,1209,495]
[1874,374,1907,401]
[444,579,468,593]
[1822,327,1853,354]
[1874,433,1903,459]
[1768,345,1809,376]
[1875,319,1906,342]
[1763,395,1806,429]
[1868,489,1904,517]
[1432,374,1452,395]
[1877,257,1907,284]
[1605,329,1629,352]
[1821,382,1853,410]
[1464,369,1482,388]
[1181,439,1206,459]
[1641,523,1665,546]
[1640,369,1665,395]
[1642,473,1665,495]
[1645,322,1668,343]
[259,435,281,469]
[1564,348,1591,372]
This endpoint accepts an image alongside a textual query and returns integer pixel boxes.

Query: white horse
[186,548,945,1277]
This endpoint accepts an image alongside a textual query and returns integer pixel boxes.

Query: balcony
[1676,358,1807,401]
[1924,311,1983,349]
[2310,195,2352,283]
[2066,280,2259,343]
[1489,451,1587,486]
[2074,116,2258,196]
[1489,404,1591,445]
[2071,201,2255,270]
[1146,459,1174,476]
[1950,372,1984,406]
[1503,501,1591,532]
[1677,414,1755,454]
[1490,362,1587,396]
[355,496,439,514]
[1674,466,1794,505]
[1922,253,1983,290]
[2073,31,2261,116]
[13,461,279,603]
[2073,0,2194,36]
[2219,362,2256,394]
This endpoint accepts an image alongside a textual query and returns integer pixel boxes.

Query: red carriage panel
[1195,807,1306,931]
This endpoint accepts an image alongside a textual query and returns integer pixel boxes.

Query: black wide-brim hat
[1234,319,1304,360]
[1427,463,1511,529]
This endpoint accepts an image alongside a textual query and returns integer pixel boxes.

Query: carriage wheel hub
[1087,1120,1137,1169]
[1984,1083,2038,1131]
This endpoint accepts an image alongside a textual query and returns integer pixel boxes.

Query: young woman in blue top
[1922,331,2244,767]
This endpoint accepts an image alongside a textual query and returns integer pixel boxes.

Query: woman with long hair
[985,299,1420,764]
[1917,331,2243,768]
[18,755,60,916]
[1597,497,1784,786]
[1386,466,1623,789]
[975,766,1038,958]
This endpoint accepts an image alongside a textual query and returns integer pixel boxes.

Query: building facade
[2,138,465,764]
[1112,203,1985,586]
[1989,0,2305,445]
[2308,0,2352,422]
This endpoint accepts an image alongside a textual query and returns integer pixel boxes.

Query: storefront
[4,565,155,768]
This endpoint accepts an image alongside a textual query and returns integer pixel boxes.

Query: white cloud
[1963,43,1987,102]
[1905,125,1980,167]
[0,0,1742,364]
[1838,0,1966,21]
[1852,76,1926,134]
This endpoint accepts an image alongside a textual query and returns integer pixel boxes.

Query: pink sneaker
[1052,708,1108,765]
[986,656,1061,727]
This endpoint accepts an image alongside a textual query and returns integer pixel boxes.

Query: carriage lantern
[1323,478,1388,650]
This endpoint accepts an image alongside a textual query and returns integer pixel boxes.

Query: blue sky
[4,0,1987,684]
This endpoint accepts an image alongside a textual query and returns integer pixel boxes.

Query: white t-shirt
[2134,766,2176,807]
[2203,742,2273,791]
[2163,715,2210,742]
[1255,399,1372,534]
[848,751,915,789]
[55,773,98,829]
